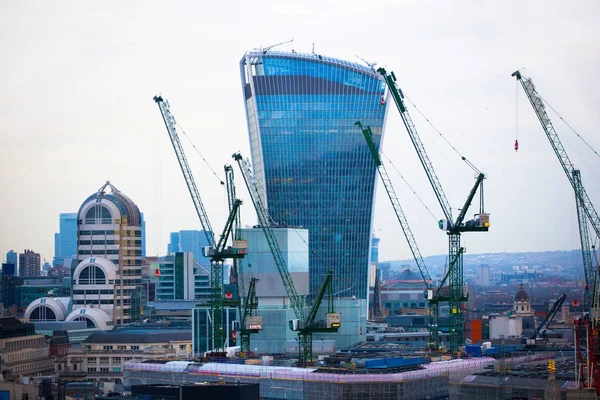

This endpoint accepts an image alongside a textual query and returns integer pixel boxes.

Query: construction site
[143,50,600,399]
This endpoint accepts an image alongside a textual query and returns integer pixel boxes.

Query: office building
[19,250,41,277]
[240,50,388,301]
[153,252,210,301]
[5,250,17,274]
[54,213,78,267]
[72,181,143,326]
[167,230,211,266]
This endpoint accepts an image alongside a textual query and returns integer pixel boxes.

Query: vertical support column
[298,331,312,366]
[211,260,225,352]
[448,233,465,352]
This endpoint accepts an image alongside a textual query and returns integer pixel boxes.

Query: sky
[1,1,599,264]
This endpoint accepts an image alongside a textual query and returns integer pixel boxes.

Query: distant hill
[382,250,584,276]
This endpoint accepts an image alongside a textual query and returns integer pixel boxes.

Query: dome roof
[66,307,114,330]
[515,283,529,302]
[24,297,70,321]
[78,181,141,226]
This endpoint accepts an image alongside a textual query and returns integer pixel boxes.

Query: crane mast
[513,71,600,393]
[225,165,245,312]
[574,170,595,311]
[356,121,438,347]
[379,68,489,351]
[154,95,246,353]
[232,153,305,321]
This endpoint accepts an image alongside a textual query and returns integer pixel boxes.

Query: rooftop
[83,330,191,344]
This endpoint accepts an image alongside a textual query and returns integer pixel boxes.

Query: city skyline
[1,1,599,265]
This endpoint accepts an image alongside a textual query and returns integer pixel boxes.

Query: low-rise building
[58,329,192,383]
[0,317,54,380]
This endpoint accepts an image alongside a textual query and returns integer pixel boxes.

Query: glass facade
[167,230,211,266]
[155,252,210,301]
[240,51,388,300]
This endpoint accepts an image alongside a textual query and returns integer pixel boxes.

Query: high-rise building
[6,250,17,274]
[53,213,78,266]
[240,50,389,300]
[141,212,146,258]
[167,230,211,266]
[477,264,490,286]
[19,250,41,277]
[73,181,143,326]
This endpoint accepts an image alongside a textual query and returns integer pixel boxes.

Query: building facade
[167,230,211,266]
[54,213,78,267]
[154,252,210,301]
[240,50,389,300]
[75,181,143,326]
[57,330,191,383]
[0,317,54,380]
[19,250,41,277]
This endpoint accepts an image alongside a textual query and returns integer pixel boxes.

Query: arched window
[72,316,97,329]
[30,306,57,321]
[78,265,106,285]
[85,205,112,224]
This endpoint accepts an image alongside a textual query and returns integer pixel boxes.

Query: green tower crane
[232,152,339,365]
[153,95,246,352]
[356,121,438,348]
[378,68,489,352]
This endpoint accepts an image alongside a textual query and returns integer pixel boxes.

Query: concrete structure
[75,181,143,326]
[477,265,490,286]
[240,50,389,302]
[18,249,40,277]
[0,317,54,380]
[488,315,523,339]
[153,252,210,301]
[238,227,309,302]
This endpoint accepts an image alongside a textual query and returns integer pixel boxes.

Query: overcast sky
[1,1,599,264]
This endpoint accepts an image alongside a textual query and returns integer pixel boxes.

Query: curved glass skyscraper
[240,51,389,300]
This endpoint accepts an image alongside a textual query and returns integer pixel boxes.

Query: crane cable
[404,95,482,175]
[541,94,600,162]
[381,151,438,223]
[174,120,225,185]
[534,91,600,182]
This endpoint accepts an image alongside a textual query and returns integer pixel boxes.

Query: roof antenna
[312,43,315,54]
[356,55,377,71]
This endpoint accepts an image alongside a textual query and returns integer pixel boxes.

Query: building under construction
[123,352,555,399]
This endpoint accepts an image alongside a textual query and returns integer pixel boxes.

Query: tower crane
[153,95,246,352]
[224,164,263,355]
[513,71,600,393]
[356,121,438,348]
[233,152,340,365]
[378,68,489,351]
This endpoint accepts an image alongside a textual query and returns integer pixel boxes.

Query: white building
[489,315,523,339]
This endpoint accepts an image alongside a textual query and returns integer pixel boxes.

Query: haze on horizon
[1,1,599,264]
